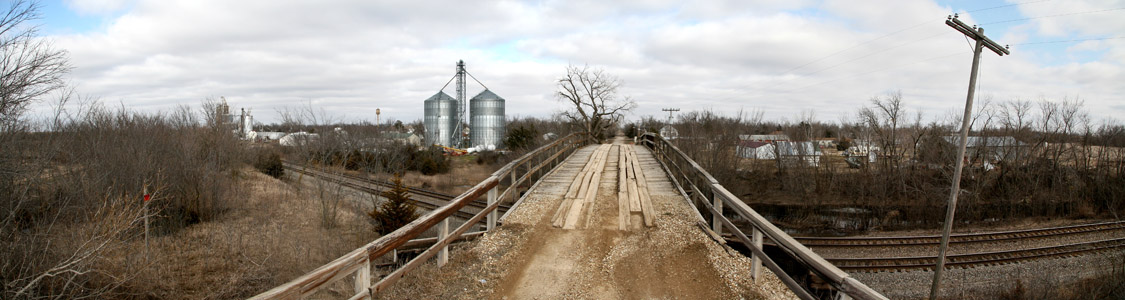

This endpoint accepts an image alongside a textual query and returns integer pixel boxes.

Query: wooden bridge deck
[377,140,797,299]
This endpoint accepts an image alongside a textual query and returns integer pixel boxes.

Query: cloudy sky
[29,0,1125,125]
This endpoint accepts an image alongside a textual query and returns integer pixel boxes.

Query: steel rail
[828,237,1125,272]
[283,163,511,213]
[795,220,1125,247]
[283,166,481,220]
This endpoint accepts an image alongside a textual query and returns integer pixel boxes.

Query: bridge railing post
[437,218,449,267]
[354,258,371,296]
[486,188,498,231]
[510,164,518,203]
[751,228,763,281]
[712,196,723,235]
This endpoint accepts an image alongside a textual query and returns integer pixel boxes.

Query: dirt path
[379,138,796,299]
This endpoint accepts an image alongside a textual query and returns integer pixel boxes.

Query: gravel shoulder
[850,250,1125,299]
[379,141,796,299]
[812,217,1125,299]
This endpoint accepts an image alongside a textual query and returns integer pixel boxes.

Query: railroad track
[795,220,1125,247]
[283,164,509,220]
[827,237,1125,272]
[724,221,1125,272]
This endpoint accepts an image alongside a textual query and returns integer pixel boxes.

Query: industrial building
[423,60,506,150]
[216,98,255,140]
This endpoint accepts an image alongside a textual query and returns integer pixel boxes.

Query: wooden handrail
[639,133,886,300]
[250,133,585,300]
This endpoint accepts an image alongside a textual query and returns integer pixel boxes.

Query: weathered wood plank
[564,145,608,229]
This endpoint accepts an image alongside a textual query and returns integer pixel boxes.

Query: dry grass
[357,155,502,196]
[85,167,377,299]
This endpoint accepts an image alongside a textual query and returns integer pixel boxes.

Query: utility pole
[930,14,1009,300]
[661,108,679,125]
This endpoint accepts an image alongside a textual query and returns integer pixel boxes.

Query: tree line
[652,92,1123,233]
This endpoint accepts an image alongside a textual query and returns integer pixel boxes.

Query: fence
[250,133,586,299]
[640,133,886,300]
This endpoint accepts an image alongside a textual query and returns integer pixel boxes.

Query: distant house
[812,137,837,149]
[941,136,1027,162]
[776,141,822,167]
[737,140,823,167]
[279,132,319,146]
[846,140,880,157]
[256,131,287,141]
[383,132,423,147]
[659,125,679,140]
[740,131,790,143]
[737,141,774,159]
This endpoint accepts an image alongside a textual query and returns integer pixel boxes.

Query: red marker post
[143,187,150,260]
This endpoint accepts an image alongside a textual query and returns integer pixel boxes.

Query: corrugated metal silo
[469,89,505,149]
[424,91,458,146]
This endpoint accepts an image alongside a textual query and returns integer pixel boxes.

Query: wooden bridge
[250,133,887,300]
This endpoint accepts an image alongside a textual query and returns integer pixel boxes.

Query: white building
[279,132,319,147]
[737,141,823,167]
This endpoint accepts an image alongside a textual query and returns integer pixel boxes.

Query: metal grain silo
[424,91,457,146]
[469,89,505,149]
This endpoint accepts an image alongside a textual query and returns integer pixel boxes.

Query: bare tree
[1,0,70,124]
[858,91,905,167]
[556,64,635,142]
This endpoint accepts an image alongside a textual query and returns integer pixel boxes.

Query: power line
[780,21,931,75]
[1013,36,1125,45]
[781,0,1053,75]
[801,30,949,77]
[980,7,1125,25]
[965,0,1052,13]
[787,51,965,92]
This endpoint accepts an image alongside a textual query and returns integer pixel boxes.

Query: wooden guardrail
[639,133,886,300]
[250,133,586,299]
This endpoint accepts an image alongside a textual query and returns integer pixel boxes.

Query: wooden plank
[582,170,600,228]
[562,170,593,228]
[551,195,574,228]
[582,149,606,228]
[565,145,608,229]
[500,143,575,223]
[552,164,590,227]
[617,146,629,230]
[626,148,642,212]
[631,148,655,227]
[557,145,598,228]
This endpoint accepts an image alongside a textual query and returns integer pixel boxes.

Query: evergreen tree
[504,124,538,151]
[368,175,419,234]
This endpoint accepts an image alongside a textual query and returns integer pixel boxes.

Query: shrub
[504,124,538,151]
[253,148,285,179]
[475,150,502,165]
[305,144,450,175]
[368,176,418,234]
[411,146,450,175]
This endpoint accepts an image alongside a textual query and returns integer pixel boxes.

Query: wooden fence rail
[250,133,586,300]
[639,133,886,300]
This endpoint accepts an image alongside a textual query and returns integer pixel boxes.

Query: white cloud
[32,0,1125,126]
